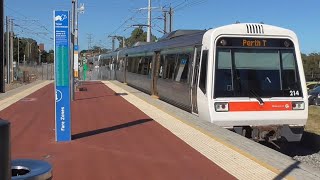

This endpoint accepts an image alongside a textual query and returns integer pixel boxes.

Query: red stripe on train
[229,102,292,111]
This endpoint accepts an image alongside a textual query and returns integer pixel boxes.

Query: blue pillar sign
[54,10,71,142]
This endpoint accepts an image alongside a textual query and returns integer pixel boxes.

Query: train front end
[199,23,308,142]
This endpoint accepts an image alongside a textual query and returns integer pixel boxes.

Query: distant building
[39,43,45,51]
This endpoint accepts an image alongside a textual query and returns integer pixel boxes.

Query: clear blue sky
[5,0,320,54]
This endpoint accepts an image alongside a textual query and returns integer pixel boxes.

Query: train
[91,23,308,142]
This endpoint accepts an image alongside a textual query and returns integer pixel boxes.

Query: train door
[191,46,201,114]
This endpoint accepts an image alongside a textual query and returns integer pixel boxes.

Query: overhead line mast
[147,0,151,42]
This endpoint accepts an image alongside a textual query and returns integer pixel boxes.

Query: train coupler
[251,125,282,142]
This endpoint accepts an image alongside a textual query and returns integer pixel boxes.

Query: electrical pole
[17,37,19,65]
[10,19,13,82]
[0,0,4,92]
[108,35,125,50]
[38,49,41,64]
[6,16,9,84]
[169,7,173,32]
[122,36,126,48]
[87,33,93,55]
[147,0,151,42]
[71,0,75,101]
[163,10,167,34]
[112,37,115,51]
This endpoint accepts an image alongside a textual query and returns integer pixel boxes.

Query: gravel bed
[294,153,320,169]
[262,140,320,170]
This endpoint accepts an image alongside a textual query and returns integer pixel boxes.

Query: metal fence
[4,63,54,84]
[4,63,123,83]
[79,65,115,81]
[12,63,54,82]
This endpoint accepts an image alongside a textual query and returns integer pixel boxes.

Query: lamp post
[71,0,85,100]
[27,41,36,63]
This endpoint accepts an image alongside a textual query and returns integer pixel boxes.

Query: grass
[305,106,320,135]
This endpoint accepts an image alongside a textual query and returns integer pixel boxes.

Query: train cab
[197,23,308,142]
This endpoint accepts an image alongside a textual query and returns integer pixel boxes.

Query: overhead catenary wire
[4,4,53,34]
[102,0,208,48]
[4,4,54,51]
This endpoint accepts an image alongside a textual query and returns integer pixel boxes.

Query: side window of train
[162,54,177,80]
[127,57,133,72]
[159,55,165,78]
[174,53,190,83]
[199,50,208,94]
[137,56,152,75]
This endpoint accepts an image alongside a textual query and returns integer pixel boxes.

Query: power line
[4,4,53,34]
[87,33,93,50]
[174,0,207,12]
[13,23,53,43]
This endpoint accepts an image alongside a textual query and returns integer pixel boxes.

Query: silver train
[93,23,308,142]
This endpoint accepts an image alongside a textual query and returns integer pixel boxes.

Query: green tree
[120,28,157,48]
[302,52,320,81]
[46,50,54,63]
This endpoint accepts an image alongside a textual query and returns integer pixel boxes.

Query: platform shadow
[72,119,153,140]
[75,94,116,101]
[79,82,104,86]
[75,92,128,101]
[273,161,300,180]
[300,131,320,153]
[114,92,128,96]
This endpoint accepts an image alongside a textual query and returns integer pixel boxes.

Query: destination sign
[217,38,293,48]
[242,39,267,47]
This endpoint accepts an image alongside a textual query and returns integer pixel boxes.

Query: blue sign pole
[54,10,71,142]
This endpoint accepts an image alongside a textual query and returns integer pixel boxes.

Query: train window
[214,48,302,98]
[174,54,190,83]
[164,54,177,80]
[133,57,140,73]
[215,49,233,97]
[146,56,152,75]
[234,49,281,95]
[119,58,125,71]
[137,58,144,74]
[281,51,301,92]
[128,57,137,73]
[159,55,165,78]
[199,50,208,93]
[128,57,132,72]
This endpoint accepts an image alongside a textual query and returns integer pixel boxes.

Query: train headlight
[292,101,305,110]
[220,39,227,46]
[215,102,229,112]
[284,40,291,47]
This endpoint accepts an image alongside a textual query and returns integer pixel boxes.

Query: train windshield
[214,47,302,98]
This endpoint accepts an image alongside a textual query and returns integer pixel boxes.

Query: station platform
[0,80,319,180]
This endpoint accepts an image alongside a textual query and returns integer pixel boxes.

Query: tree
[120,28,157,48]
[46,50,54,63]
[302,53,320,81]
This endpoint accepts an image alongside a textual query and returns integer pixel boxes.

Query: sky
[5,0,320,54]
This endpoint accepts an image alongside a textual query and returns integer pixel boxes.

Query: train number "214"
[290,90,300,96]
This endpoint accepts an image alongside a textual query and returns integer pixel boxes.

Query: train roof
[121,30,206,56]
[98,29,206,59]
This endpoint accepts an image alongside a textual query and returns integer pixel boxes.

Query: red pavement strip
[0,82,235,180]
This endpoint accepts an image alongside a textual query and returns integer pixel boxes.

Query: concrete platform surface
[109,80,320,180]
[0,82,235,180]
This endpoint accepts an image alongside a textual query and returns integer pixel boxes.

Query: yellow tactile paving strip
[0,81,53,111]
[104,81,291,180]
